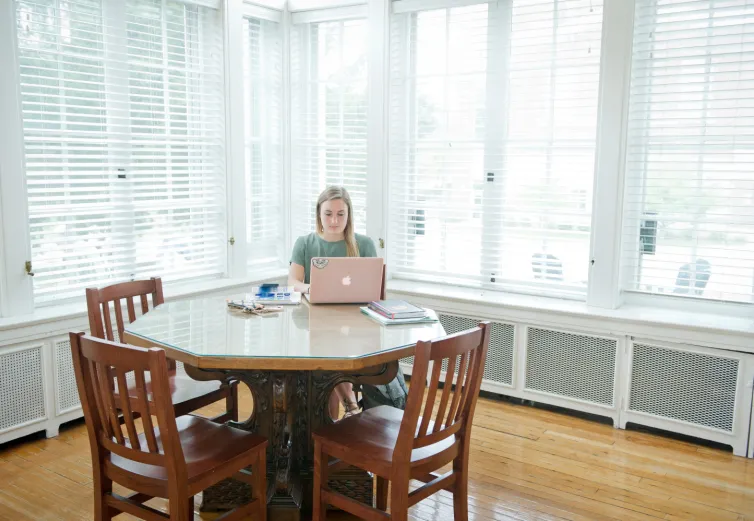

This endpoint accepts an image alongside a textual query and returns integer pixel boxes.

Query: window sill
[0,268,288,333]
[386,279,754,339]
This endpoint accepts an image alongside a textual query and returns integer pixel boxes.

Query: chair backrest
[69,332,186,480]
[395,322,490,458]
[86,278,167,364]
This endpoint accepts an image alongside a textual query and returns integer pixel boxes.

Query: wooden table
[123,295,445,521]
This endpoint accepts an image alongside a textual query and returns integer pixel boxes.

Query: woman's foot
[342,400,360,419]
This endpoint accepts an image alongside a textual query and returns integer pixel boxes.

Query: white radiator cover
[629,342,737,432]
[54,337,80,414]
[397,303,754,456]
[525,326,617,407]
[0,344,46,434]
[622,339,754,457]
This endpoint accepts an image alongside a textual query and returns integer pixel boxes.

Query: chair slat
[97,362,125,445]
[88,359,113,440]
[446,351,469,427]
[126,297,137,323]
[135,371,159,453]
[432,355,456,434]
[140,294,149,314]
[457,349,478,422]
[114,299,126,342]
[116,370,140,451]
[102,303,114,342]
[418,360,442,437]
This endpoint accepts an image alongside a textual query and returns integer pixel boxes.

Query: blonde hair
[316,186,359,257]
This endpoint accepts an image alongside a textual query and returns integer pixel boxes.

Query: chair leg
[452,454,469,521]
[169,494,191,521]
[93,473,114,521]
[227,382,239,423]
[376,476,388,511]
[253,449,268,521]
[312,440,328,521]
[389,475,409,521]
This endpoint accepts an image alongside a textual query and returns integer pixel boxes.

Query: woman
[288,185,408,419]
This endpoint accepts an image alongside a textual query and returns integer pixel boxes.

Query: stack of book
[360,299,438,325]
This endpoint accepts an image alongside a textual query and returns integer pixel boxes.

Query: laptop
[306,257,384,304]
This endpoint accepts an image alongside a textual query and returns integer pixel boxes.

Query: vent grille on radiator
[629,343,738,433]
[0,346,46,431]
[401,313,514,387]
[55,339,80,413]
[526,327,616,406]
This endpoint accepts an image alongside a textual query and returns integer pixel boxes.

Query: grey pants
[359,366,409,410]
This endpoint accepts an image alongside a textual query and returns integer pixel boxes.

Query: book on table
[367,299,428,319]
[360,306,438,325]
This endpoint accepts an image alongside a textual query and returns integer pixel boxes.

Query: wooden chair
[70,332,267,521]
[312,322,490,521]
[86,277,239,423]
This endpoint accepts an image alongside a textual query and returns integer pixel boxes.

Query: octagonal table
[122,295,445,521]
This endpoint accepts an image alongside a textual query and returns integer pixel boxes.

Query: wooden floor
[1,385,753,521]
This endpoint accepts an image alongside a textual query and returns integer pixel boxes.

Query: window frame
[0,0,34,317]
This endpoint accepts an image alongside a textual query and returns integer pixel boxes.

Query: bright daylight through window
[622,0,754,304]
[290,16,369,241]
[388,0,604,298]
[14,0,226,303]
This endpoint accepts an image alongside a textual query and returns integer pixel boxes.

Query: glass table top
[122,295,446,368]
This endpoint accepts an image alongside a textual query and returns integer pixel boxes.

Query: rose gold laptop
[306,257,384,304]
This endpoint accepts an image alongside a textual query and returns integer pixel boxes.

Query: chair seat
[312,405,458,474]
[109,416,266,488]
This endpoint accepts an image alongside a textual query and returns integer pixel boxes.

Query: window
[290,15,368,240]
[15,0,226,304]
[389,0,604,297]
[243,14,284,268]
[622,0,754,303]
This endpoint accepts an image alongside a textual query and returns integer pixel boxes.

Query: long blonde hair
[316,186,359,257]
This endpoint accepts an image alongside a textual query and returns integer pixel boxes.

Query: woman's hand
[288,263,309,294]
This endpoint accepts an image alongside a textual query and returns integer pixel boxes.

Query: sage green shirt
[290,233,377,284]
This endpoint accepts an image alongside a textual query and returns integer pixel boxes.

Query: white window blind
[290,16,368,240]
[15,0,226,304]
[622,0,754,304]
[243,15,285,268]
[389,0,603,296]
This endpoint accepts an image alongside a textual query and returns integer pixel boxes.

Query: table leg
[194,364,397,520]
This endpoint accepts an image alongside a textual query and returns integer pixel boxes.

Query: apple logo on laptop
[342,275,352,286]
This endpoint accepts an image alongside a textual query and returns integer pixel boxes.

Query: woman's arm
[288,263,310,294]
